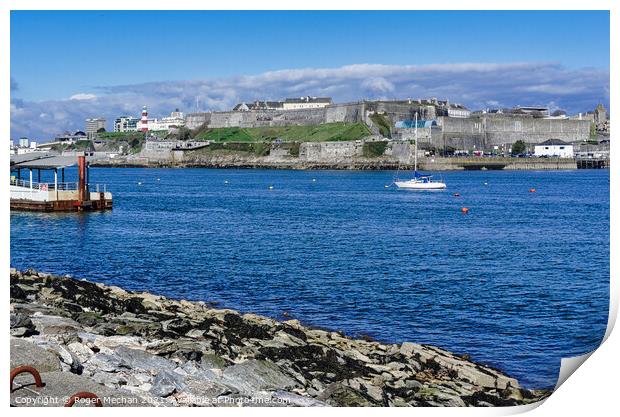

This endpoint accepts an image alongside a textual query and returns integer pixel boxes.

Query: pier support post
[29,169,32,191]
[54,168,58,201]
[78,156,86,203]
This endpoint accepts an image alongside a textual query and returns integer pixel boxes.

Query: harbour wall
[113,139,579,170]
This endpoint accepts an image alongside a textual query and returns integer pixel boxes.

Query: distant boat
[394,113,446,190]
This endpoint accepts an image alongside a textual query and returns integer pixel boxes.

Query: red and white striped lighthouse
[140,106,148,132]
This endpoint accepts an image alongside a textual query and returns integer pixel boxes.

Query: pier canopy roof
[10,155,81,170]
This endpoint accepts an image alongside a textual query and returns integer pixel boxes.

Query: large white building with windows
[282,96,332,110]
[113,116,140,132]
[534,139,574,158]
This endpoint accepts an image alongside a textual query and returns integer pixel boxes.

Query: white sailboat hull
[394,180,447,190]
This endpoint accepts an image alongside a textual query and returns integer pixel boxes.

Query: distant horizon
[10,10,610,140]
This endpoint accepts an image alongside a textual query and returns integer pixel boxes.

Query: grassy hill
[369,113,392,138]
[193,122,371,143]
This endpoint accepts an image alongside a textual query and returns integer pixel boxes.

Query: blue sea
[10,167,610,389]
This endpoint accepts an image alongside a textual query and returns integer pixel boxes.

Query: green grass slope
[194,122,371,143]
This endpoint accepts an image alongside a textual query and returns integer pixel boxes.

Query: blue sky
[10,10,610,140]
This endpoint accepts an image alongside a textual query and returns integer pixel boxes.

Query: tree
[590,122,597,139]
[511,140,526,155]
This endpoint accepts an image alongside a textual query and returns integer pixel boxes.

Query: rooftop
[10,154,95,170]
[537,139,571,146]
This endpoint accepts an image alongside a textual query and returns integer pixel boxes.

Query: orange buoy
[529,188,536,193]
[453,192,461,197]
[461,207,469,214]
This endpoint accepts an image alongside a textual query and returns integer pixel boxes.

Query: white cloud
[69,93,97,100]
[11,61,609,140]
[361,77,395,95]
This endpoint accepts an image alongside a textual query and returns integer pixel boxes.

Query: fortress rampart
[185,103,591,147]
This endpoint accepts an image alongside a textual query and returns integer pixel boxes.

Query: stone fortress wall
[186,102,591,148]
[429,116,591,150]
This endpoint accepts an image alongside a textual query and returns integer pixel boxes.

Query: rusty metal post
[78,155,86,203]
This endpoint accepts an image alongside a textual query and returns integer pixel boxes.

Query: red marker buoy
[461,207,469,214]
[530,188,536,193]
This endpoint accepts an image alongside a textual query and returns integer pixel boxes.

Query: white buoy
[138,181,142,185]
[484,182,488,186]
[268,185,274,190]
[157,178,160,181]
[384,184,390,188]
[224,180,229,184]
[312,178,316,182]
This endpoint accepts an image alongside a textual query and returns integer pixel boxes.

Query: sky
[10,10,610,140]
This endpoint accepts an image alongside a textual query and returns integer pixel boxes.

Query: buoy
[384,184,390,188]
[157,178,160,181]
[453,192,460,197]
[461,207,469,214]
[530,188,536,193]
[312,178,316,182]
[224,180,229,184]
[483,182,488,186]
[137,181,142,185]
[268,185,274,190]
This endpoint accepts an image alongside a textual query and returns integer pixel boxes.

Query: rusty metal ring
[10,366,45,392]
[65,391,103,407]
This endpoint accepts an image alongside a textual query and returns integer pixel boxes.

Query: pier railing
[10,178,108,192]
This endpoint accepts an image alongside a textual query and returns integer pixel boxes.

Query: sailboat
[394,113,446,190]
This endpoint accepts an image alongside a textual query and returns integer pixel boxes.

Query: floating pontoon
[10,153,112,212]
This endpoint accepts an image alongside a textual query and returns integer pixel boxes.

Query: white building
[19,138,29,148]
[113,116,140,132]
[446,105,471,118]
[140,110,186,132]
[282,96,332,110]
[534,139,574,158]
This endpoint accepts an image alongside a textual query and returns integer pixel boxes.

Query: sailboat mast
[414,112,418,172]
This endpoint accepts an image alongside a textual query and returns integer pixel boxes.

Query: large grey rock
[222,360,298,394]
[11,338,61,373]
[67,341,94,363]
[115,346,176,373]
[29,313,81,336]
[177,376,231,406]
[317,382,377,407]
[149,369,186,397]
[86,353,124,373]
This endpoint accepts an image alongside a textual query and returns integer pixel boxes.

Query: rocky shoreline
[10,269,549,407]
[91,159,409,170]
